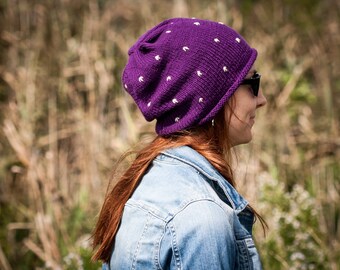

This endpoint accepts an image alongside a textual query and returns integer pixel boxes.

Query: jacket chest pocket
[236,237,262,270]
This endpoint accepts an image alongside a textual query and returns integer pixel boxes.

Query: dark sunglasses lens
[241,73,261,96]
[252,79,260,96]
[252,73,260,96]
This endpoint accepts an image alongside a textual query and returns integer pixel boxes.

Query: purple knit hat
[122,18,257,135]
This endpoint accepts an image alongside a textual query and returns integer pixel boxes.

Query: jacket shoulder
[159,200,237,269]
[129,154,220,220]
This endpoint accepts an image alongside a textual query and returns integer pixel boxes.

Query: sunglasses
[240,72,261,96]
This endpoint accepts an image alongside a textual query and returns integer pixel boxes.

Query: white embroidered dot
[223,66,228,72]
[138,76,144,82]
[147,102,151,107]
[182,46,189,52]
[175,117,180,122]
[235,37,241,43]
[194,22,200,26]
[155,55,161,61]
[218,22,224,25]
[166,76,172,81]
[170,22,174,24]
[199,97,204,103]
[214,38,220,43]
[172,98,178,104]
[165,30,172,33]
[197,70,203,77]
[124,84,128,89]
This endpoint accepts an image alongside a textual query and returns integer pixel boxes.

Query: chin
[231,134,253,147]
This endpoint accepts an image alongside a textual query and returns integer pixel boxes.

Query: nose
[256,89,267,108]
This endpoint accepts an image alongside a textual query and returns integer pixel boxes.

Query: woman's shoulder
[158,199,237,269]
[128,151,229,221]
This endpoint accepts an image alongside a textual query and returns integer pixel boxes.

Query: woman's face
[226,66,267,147]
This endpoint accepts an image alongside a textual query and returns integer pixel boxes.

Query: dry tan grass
[0,0,339,268]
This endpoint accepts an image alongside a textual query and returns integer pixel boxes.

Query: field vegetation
[0,0,339,269]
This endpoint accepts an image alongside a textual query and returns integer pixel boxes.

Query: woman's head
[226,66,267,146]
[122,18,259,136]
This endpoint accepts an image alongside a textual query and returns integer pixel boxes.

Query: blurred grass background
[0,0,339,269]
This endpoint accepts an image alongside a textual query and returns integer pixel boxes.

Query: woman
[92,18,267,269]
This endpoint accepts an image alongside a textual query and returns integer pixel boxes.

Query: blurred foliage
[259,173,331,269]
[0,0,339,269]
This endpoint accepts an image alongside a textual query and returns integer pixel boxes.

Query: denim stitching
[131,213,151,270]
[236,239,251,270]
[161,151,248,211]
[126,200,167,221]
[154,224,166,270]
[168,222,182,270]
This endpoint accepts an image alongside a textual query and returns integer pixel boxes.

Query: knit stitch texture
[122,18,257,135]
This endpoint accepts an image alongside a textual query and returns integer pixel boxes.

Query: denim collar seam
[161,151,248,212]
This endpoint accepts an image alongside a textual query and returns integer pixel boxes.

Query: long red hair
[91,100,266,262]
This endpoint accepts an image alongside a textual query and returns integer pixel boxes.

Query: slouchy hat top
[122,18,257,135]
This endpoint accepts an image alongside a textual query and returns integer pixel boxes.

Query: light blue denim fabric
[103,146,262,270]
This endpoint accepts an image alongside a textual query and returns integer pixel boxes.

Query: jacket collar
[162,146,248,213]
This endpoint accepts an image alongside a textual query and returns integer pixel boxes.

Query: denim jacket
[103,146,262,270]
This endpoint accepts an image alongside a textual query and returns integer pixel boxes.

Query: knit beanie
[122,18,257,135]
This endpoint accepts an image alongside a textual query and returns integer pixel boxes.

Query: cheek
[229,114,248,131]
[226,103,254,146]
[231,107,251,123]
[232,88,257,120]
[232,102,251,121]
[230,110,254,131]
